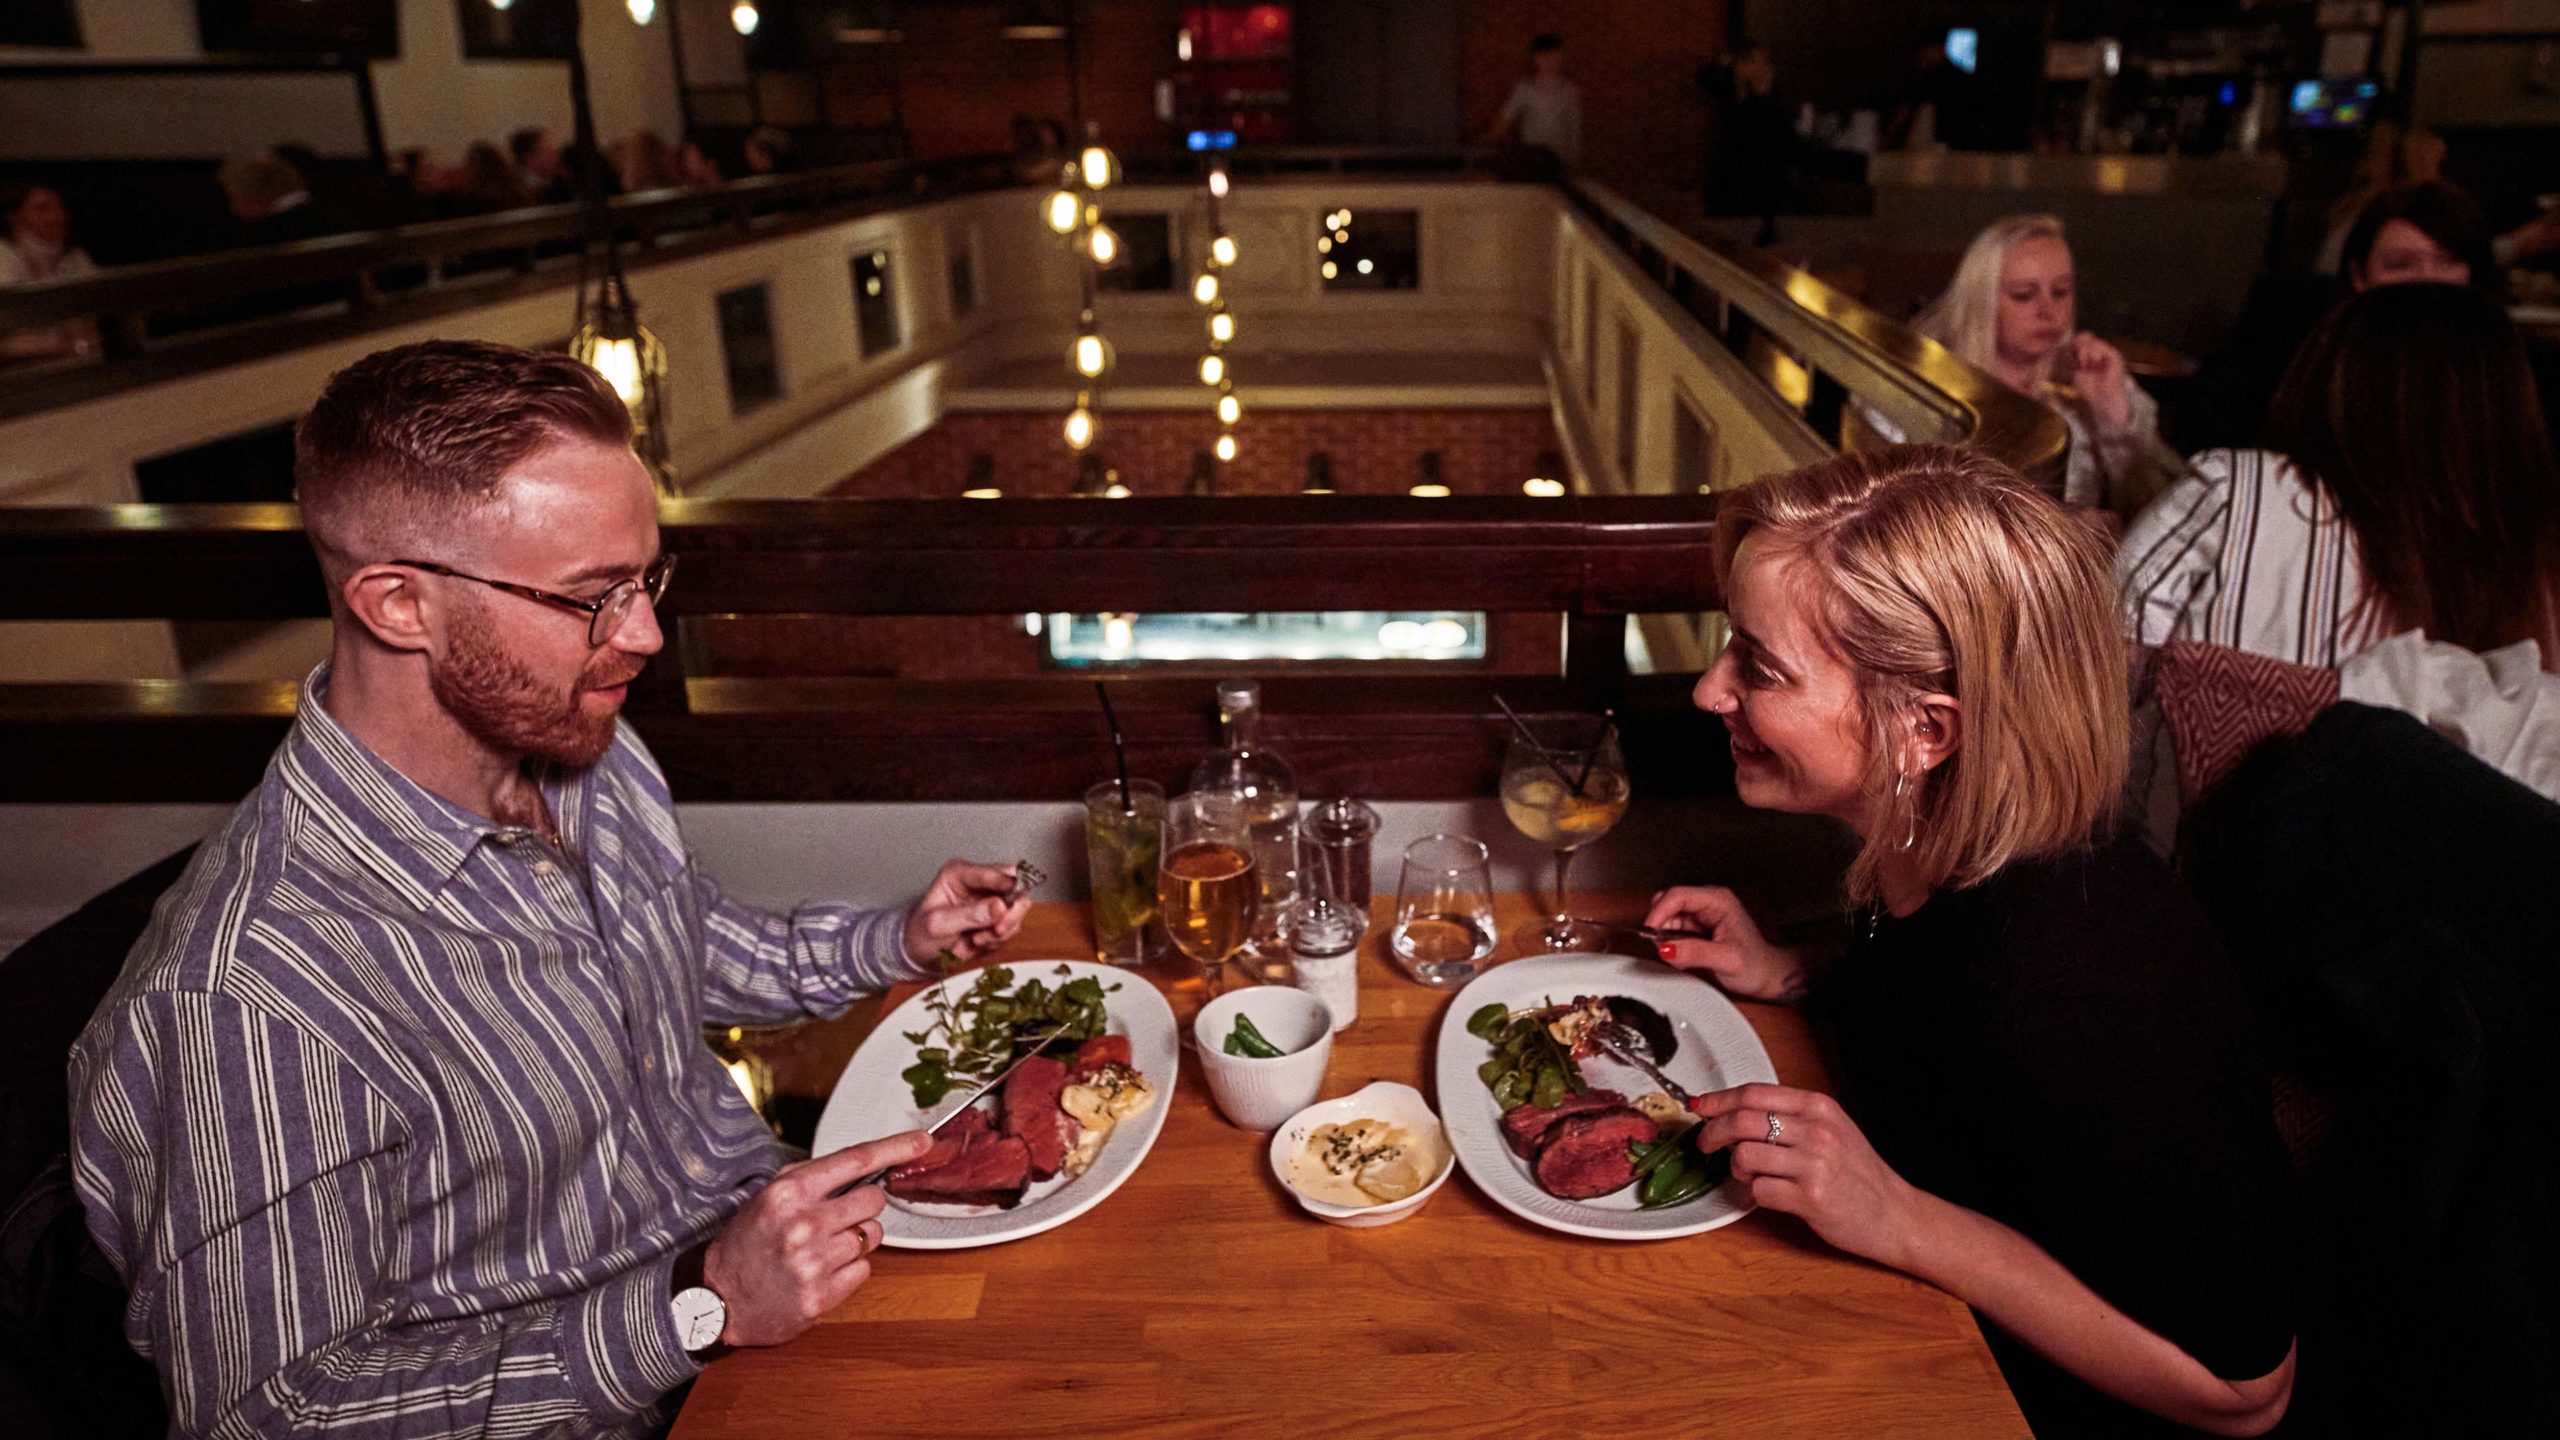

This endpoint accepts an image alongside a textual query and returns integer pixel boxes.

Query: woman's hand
[2071,332,2133,430]
[1644,885,1806,1003]
[1689,1083,1923,1270]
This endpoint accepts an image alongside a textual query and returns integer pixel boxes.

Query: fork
[1588,1020,1691,1108]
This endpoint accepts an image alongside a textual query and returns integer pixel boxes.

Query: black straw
[1093,680,1134,813]
[1493,692,1584,793]
[1574,707,1618,790]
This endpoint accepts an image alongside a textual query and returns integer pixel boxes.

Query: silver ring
[1765,1110,1784,1145]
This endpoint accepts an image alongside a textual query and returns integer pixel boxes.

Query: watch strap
[669,1241,734,1362]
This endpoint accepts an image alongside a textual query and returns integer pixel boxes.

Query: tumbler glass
[1387,832,1498,988]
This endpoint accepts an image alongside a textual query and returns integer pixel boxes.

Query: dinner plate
[813,960,1178,1250]
[1433,953,1777,1241]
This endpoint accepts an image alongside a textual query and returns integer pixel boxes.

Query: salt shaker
[1288,838,1363,1032]
[1303,795,1380,920]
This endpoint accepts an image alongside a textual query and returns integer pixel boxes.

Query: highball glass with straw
[1502,715,1630,951]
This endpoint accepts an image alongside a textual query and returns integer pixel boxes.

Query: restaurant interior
[2,1,2557,1437]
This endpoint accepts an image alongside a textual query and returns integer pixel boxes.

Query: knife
[1566,916,1716,948]
[834,1026,1069,1195]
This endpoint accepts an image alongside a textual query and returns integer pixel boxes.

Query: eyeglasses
[390,552,677,647]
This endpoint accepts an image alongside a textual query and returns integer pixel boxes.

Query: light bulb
[490,0,516,10]
[1191,272,1220,305]
[1217,393,1241,425]
[1103,483,1133,499]
[1215,433,1238,462]
[587,337,644,405]
[1087,224,1119,265]
[1176,27,1193,62]
[962,486,1003,499]
[1316,235,1332,254]
[1334,229,1350,244]
[1323,211,1340,229]
[1072,333,1111,378]
[1079,145,1115,189]
[1337,209,1353,225]
[626,0,656,22]
[1198,354,1225,386]
[1524,477,1567,497]
[1208,168,1229,198]
[1409,483,1451,498]
[1320,260,1338,280]
[730,1,759,36]
[1064,407,1096,450]
[1210,234,1238,267]
[1356,258,1374,275]
[1209,311,1235,343]
[1044,189,1080,234]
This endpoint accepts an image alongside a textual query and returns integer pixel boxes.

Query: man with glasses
[69,340,1027,1436]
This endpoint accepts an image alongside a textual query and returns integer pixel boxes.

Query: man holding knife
[69,340,1026,1437]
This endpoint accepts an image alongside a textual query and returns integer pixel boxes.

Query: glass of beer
[1085,779,1166,966]
[1158,792,1259,997]
[1501,715,1630,951]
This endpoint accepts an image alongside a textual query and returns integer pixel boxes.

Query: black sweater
[1815,832,2296,1438]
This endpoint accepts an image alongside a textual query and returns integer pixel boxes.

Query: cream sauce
[1284,1118,1449,1209]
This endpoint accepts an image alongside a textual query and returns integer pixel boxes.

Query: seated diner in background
[2121,282,2560,671]
[67,340,1030,1437]
[1907,214,2173,515]
[1648,446,2298,1437]
[0,181,101,361]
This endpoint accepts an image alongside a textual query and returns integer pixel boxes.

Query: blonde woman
[1910,214,2166,512]
[1649,446,2296,1436]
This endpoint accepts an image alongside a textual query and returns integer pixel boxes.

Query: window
[1096,213,1176,293]
[850,249,900,356]
[197,0,398,56]
[717,282,782,413]
[1615,321,1640,480]
[453,0,573,59]
[0,1,79,46]
[1673,399,1719,493]
[947,228,978,321]
[1318,207,1419,291]
[1046,611,1487,667]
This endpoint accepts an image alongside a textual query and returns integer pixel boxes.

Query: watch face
[672,1287,726,1352]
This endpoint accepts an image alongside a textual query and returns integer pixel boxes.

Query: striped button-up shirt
[2119,447,2382,669]
[70,666,926,1438]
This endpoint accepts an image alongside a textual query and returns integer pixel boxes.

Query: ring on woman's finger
[1764,1110,1784,1145]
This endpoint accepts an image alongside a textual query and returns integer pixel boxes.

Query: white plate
[812,960,1178,1250]
[1433,953,1778,1241]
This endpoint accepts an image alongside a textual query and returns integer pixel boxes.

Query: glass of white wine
[1388,833,1498,988]
[1502,715,1629,952]
[1158,793,1260,1016]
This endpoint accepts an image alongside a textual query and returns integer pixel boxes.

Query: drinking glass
[1158,792,1259,997]
[1084,779,1165,966]
[1388,832,1498,988]
[1502,715,1630,952]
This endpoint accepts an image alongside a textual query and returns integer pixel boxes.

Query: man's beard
[429,597,643,768]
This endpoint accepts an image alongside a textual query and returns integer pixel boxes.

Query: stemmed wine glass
[1157,792,1260,1018]
[1501,715,1629,952]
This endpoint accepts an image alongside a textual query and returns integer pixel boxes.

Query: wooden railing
[0,496,1733,804]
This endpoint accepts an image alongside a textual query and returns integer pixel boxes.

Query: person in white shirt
[1486,34,1581,168]
[1906,214,2170,513]
[2120,283,2560,671]
[0,182,100,360]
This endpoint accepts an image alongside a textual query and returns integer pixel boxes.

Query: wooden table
[673,893,2028,1439]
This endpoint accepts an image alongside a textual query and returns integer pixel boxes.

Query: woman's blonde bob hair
[1914,213,2070,385]
[1713,444,2128,905]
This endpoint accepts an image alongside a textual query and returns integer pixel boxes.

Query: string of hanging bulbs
[1042,129,1123,489]
[1197,160,1240,467]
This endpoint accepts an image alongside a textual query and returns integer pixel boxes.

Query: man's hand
[701,1131,929,1347]
[903,859,1032,965]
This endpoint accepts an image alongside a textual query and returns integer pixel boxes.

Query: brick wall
[894,2,1185,161]
[1459,1,1729,198]
[832,408,1562,497]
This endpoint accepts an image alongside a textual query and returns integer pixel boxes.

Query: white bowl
[1193,987,1334,1131]
[1267,1081,1456,1228]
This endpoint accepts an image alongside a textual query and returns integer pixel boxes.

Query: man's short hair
[295,340,632,580]
[1530,33,1563,54]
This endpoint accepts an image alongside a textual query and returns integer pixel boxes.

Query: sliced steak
[1532,1106,1659,1200]
[1002,1054,1080,1180]
[887,1107,1033,1207]
[1499,1088,1630,1160]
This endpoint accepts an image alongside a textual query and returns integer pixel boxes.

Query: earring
[1893,770,1919,852]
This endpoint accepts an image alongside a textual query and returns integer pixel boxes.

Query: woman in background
[1652,445,2296,1437]
[2121,283,2560,669]
[0,182,101,359]
[1911,214,2166,513]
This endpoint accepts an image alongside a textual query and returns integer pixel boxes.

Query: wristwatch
[669,1242,732,1361]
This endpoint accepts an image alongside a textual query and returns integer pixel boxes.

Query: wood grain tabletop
[672,892,2028,1440]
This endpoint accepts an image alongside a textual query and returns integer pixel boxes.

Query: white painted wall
[0,0,683,161]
